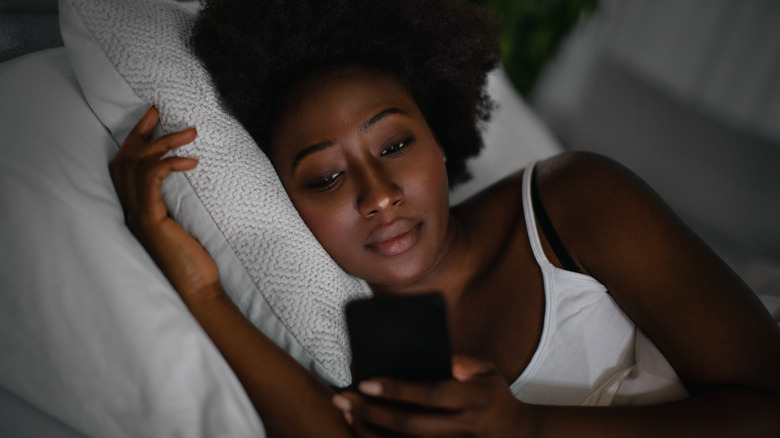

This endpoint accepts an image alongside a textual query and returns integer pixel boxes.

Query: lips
[365,218,422,257]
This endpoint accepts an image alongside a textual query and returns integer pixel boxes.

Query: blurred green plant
[471,0,598,96]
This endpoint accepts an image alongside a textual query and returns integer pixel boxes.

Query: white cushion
[59,0,372,387]
[58,0,563,388]
[0,47,264,438]
[1,2,562,435]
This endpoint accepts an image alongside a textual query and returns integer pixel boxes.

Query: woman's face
[268,67,452,290]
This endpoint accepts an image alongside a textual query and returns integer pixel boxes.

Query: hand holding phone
[345,293,452,383]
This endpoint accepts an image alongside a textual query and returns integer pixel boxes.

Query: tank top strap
[522,162,555,272]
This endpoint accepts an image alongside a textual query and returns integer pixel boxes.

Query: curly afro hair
[191,0,501,186]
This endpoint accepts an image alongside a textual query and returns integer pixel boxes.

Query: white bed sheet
[3,44,776,437]
[0,47,264,438]
[0,13,566,431]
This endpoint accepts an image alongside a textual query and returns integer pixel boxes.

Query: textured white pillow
[60,0,371,386]
[58,0,564,389]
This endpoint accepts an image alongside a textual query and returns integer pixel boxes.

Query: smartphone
[345,293,452,383]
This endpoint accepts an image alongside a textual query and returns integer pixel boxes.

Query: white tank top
[509,163,688,406]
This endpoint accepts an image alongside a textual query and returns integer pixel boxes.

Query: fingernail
[358,380,382,396]
[332,394,351,411]
[343,410,354,425]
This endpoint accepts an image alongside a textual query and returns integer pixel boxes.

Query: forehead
[268,67,420,160]
[284,66,412,113]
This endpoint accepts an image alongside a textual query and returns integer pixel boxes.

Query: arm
[182,286,351,438]
[335,151,780,437]
[110,107,352,438]
[531,151,780,436]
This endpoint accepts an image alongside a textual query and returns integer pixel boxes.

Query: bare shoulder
[532,151,677,274]
[534,150,655,217]
[535,152,780,394]
[454,150,698,275]
[451,151,635,249]
[451,166,526,230]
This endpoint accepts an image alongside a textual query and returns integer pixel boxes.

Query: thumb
[451,355,498,382]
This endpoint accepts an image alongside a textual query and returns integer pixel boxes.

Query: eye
[380,137,415,156]
[306,172,343,190]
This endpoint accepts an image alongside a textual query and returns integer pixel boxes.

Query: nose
[356,163,404,218]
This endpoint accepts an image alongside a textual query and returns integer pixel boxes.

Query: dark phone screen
[345,293,452,383]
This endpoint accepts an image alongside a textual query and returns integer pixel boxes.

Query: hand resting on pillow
[110,107,353,437]
[107,1,780,436]
[109,90,531,438]
[109,108,215,300]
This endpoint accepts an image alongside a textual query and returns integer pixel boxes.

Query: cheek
[294,199,355,259]
[401,147,450,242]
[410,147,449,206]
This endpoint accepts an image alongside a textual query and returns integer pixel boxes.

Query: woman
[110,0,780,436]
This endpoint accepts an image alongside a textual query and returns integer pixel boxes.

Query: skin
[268,67,455,292]
[111,67,780,437]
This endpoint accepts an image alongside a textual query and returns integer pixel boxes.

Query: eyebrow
[358,107,410,133]
[291,107,411,171]
[292,139,335,171]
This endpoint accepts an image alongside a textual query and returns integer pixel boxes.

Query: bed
[1,0,777,436]
[0,0,562,435]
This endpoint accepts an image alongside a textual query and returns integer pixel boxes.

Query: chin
[365,221,449,291]
[358,252,437,292]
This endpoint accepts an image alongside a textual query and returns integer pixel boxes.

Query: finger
[358,378,482,411]
[112,106,160,166]
[133,106,160,143]
[345,391,472,437]
[333,395,389,438]
[452,355,498,382]
[352,418,413,438]
[138,156,199,219]
[349,413,398,438]
[135,126,198,162]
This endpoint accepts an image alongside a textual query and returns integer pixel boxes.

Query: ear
[435,139,446,162]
